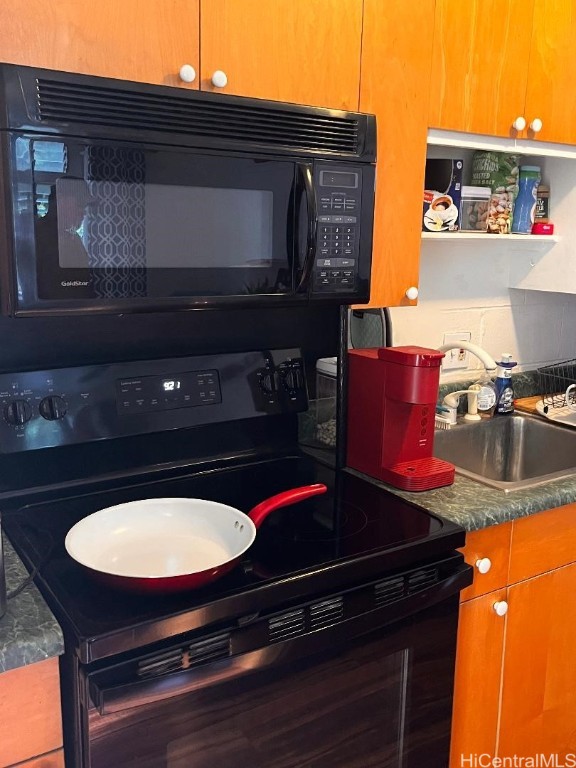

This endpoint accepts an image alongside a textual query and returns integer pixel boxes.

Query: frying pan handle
[248,483,327,529]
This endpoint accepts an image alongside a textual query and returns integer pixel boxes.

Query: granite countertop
[375,471,576,532]
[0,537,64,673]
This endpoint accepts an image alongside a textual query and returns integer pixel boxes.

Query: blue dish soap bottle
[495,353,517,414]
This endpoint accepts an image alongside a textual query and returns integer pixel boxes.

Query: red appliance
[347,346,455,491]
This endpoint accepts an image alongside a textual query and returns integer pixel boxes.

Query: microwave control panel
[313,165,362,294]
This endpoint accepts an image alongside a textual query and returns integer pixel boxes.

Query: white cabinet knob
[211,70,228,88]
[512,116,526,131]
[179,64,197,83]
[530,118,543,133]
[475,557,492,574]
[493,600,508,617]
[405,286,419,301]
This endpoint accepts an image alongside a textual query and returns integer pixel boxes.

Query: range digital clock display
[117,369,221,414]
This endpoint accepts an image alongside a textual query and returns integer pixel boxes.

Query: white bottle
[471,369,497,418]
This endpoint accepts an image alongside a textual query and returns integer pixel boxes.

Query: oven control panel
[0,349,307,453]
[313,164,362,295]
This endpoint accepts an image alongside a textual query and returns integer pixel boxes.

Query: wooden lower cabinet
[499,563,576,758]
[450,503,576,764]
[13,750,65,768]
[450,590,507,764]
[0,657,63,768]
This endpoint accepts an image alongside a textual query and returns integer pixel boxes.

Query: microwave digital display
[319,170,359,189]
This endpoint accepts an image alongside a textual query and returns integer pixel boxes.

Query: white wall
[389,239,576,381]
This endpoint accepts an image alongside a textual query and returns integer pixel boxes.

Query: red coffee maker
[346,346,455,491]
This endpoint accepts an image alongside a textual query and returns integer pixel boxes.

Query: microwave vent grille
[35,79,361,155]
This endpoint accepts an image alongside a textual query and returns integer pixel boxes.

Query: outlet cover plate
[442,332,472,370]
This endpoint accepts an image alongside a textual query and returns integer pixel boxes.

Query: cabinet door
[459,522,512,601]
[200,0,362,110]
[450,590,507,767]
[428,0,534,137]
[359,0,435,307]
[0,0,200,88]
[0,657,62,768]
[12,749,65,768]
[524,0,576,144]
[499,564,576,758]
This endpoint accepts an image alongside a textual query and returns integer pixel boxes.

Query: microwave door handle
[296,162,317,292]
[89,562,471,716]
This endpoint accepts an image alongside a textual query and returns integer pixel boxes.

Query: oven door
[8,135,310,315]
[81,559,471,768]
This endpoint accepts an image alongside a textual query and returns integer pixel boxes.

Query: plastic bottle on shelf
[495,353,517,414]
[512,166,541,234]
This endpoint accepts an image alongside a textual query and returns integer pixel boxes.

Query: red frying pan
[64,484,327,593]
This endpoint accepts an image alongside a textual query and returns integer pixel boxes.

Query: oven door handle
[89,562,471,716]
[295,162,317,292]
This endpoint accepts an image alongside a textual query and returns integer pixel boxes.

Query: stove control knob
[283,366,303,392]
[258,371,277,396]
[39,395,67,421]
[4,399,32,425]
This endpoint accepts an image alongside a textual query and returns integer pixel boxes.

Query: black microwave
[0,65,376,317]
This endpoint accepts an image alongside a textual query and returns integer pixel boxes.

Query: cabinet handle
[211,70,228,88]
[405,286,418,301]
[512,116,526,131]
[179,64,197,83]
[530,118,543,133]
[493,600,508,617]
[475,557,492,574]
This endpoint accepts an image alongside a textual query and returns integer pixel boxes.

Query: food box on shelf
[423,158,463,232]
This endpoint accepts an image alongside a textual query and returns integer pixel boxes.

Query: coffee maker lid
[377,346,445,368]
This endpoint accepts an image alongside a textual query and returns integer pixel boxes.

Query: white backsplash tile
[388,245,576,379]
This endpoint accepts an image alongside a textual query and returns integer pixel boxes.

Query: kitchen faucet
[436,342,498,426]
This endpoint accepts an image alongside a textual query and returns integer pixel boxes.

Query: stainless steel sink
[434,413,576,492]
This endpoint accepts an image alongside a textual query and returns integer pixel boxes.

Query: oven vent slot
[374,576,405,607]
[137,648,185,679]
[268,608,306,643]
[188,632,231,666]
[407,567,440,594]
[310,596,344,630]
[35,79,361,155]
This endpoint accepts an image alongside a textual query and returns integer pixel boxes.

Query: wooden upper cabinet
[200,0,362,109]
[359,0,435,307]
[0,0,200,88]
[429,0,535,138]
[524,0,576,144]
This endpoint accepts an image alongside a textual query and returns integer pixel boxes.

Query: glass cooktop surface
[3,453,463,662]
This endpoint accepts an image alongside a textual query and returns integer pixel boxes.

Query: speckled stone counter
[0,537,64,672]
[348,468,576,533]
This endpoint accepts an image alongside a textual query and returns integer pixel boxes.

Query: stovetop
[3,451,465,664]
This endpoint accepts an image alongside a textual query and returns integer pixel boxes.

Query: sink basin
[434,413,576,492]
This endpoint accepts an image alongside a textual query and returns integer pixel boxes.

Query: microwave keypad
[314,214,358,292]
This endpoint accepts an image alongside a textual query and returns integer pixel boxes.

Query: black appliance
[0,310,472,768]
[0,67,469,768]
[0,64,376,317]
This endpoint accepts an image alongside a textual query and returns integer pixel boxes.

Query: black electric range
[0,348,471,768]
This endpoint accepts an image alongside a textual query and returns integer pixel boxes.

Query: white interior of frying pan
[64,498,257,578]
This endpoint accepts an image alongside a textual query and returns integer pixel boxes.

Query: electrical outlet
[442,332,472,370]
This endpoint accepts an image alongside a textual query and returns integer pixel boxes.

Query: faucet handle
[443,389,482,422]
